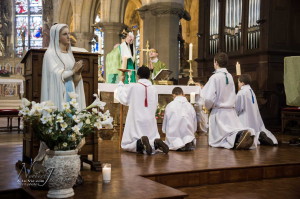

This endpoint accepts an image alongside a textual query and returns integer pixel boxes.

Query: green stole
[124,58,136,84]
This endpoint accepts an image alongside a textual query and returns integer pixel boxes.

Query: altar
[0,77,24,97]
[98,83,201,138]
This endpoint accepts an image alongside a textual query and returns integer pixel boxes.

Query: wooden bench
[0,109,21,133]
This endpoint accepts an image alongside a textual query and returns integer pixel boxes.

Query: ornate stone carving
[138,2,185,18]
[44,150,81,198]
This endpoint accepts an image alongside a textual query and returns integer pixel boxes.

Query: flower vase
[43,149,80,198]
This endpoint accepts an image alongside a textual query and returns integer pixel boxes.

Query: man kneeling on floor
[201,52,258,150]
[162,87,197,151]
[116,66,169,155]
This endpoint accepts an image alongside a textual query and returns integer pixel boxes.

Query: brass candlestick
[187,60,196,86]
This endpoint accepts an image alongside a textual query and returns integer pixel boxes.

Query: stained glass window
[92,15,105,78]
[135,29,140,66]
[15,0,43,57]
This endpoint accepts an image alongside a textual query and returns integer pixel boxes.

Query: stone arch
[55,0,73,25]
[124,0,142,30]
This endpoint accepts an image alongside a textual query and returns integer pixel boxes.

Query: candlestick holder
[187,60,196,86]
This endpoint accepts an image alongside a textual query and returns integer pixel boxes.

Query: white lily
[62,102,70,110]
[61,122,68,131]
[21,98,31,107]
[85,94,106,110]
[94,121,102,130]
[101,117,113,129]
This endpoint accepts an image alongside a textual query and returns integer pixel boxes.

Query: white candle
[113,90,119,103]
[236,62,241,76]
[190,92,196,104]
[189,43,193,61]
[102,163,111,183]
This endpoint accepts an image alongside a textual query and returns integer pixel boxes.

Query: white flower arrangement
[19,92,113,151]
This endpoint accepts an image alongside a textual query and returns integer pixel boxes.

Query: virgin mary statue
[41,24,86,110]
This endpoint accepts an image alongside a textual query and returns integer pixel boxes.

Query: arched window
[91,15,105,79]
[15,0,43,57]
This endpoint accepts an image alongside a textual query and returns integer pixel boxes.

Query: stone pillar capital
[98,22,126,33]
[138,2,185,18]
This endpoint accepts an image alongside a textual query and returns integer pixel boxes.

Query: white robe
[201,68,257,149]
[195,94,209,133]
[162,96,197,150]
[116,79,160,152]
[41,24,86,110]
[120,41,136,63]
[236,85,278,144]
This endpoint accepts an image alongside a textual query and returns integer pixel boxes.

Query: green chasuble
[105,46,122,83]
[152,60,167,78]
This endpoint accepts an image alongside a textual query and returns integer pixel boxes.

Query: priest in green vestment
[148,48,167,79]
[120,32,137,84]
[105,32,137,84]
[105,44,122,83]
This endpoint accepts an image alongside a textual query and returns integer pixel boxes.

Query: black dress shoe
[136,139,144,154]
[141,136,152,155]
[184,142,194,151]
[259,132,274,145]
[234,130,254,150]
[154,139,169,154]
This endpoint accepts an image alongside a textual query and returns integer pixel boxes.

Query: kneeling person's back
[162,87,197,151]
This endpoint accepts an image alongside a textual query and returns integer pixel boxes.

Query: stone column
[75,32,95,51]
[101,22,126,54]
[138,2,185,80]
[100,22,126,66]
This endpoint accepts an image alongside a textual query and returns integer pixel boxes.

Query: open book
[153,69,172,80]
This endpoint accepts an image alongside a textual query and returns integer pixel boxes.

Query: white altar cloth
[98,83,200,95]
[0,78,24,96]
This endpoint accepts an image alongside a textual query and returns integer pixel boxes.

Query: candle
[113,90,119,103]
[236,61,241,76]
[102,163,111,183]
[189,43,193,60]
[190,92,196,104]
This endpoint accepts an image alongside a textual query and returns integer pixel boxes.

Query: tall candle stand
[187,60,196,86]
[117,68,130,148]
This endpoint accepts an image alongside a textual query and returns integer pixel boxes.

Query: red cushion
[0,109,19,116]
[282,107,300,112]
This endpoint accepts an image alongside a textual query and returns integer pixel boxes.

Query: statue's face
[59,27,70,46]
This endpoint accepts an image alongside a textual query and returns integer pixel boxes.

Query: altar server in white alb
[201,52,257,150]
[116,66,169,155]
[162,87,197,151]
[236,74,278,145]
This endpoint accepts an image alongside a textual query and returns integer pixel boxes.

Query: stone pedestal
[138,2,185,80]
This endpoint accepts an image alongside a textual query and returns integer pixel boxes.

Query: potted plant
[19,92,113,198]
